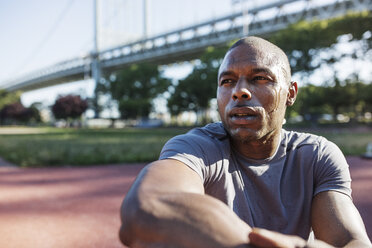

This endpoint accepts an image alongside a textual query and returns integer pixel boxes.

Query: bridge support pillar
[92,56,101,118]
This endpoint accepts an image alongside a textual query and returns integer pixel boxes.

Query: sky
[0,0,370,118]
[0,0,95,110]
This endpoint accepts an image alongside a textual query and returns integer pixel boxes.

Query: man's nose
[232,79,252,101]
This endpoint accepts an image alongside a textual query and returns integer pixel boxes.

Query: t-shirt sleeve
[313,138,352,198]
[159,133,212,181]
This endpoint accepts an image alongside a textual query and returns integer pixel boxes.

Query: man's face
[217,44,290,143]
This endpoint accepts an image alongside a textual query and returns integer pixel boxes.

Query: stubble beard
[223,114,279,146]
[229,128,280,154]
[224,124,264,144]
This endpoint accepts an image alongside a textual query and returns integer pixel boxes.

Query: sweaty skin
[269,87,281,114]
[217,41,293,159]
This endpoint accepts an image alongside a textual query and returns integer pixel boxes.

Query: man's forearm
[120,190,251,248]
[119,161,252,248]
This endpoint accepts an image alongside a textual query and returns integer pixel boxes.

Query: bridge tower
[92,0,101,118]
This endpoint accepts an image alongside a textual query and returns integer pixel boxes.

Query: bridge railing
[98,0,301,62]
[2,56,91,91]
[99,0,372,68]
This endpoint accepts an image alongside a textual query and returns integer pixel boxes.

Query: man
[119,36,372,248]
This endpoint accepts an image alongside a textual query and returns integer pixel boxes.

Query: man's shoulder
[159,122,230,169]
[162,122,229,152]
[188,122,228,141]
[282,129,329,150]
[281,129,347,172]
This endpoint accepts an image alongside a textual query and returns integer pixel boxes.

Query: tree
[291,81,372,124]
[270,11,372,123]
[345,79,372,120]
[0,90,23,124]
[269,11,372,78]
[28,102,42,123]
[0,102,37,125]
[0,90,22,110]
[167,65,217,121]
[107,63,170,120]
[323,78,357,121]
[293,84,330,123]
[52,95,88,121]
[362,83,372,112]
[167,46,226,124]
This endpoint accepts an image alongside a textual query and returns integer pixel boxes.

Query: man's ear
[286,81,298,106]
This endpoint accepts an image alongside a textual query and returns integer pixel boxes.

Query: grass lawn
[0,126,370,167]
[0,127,190,167]
[313,131,372,157]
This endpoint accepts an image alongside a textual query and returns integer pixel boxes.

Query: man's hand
[248,228,333,248]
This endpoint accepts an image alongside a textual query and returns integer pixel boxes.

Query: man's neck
[231,129,282,160]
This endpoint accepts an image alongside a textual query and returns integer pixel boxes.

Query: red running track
[0,157,371,248]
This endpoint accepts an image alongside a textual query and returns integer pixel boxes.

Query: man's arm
[311,191,371,247]
[119,159,252,248]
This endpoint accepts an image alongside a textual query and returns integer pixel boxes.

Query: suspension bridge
[2,0,371,92]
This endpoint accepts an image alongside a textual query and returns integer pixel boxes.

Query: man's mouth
[231,113,257,120]
[233,113,255,117]
[228,107,261,123]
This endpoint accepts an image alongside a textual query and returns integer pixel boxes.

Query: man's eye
[252,76,268,81]
[221,79,234,85]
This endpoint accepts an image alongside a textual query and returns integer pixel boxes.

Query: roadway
[0,157,371,247]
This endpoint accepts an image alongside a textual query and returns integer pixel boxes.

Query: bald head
[224,36,291,84]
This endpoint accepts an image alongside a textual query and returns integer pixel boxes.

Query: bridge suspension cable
[11,0,76,76]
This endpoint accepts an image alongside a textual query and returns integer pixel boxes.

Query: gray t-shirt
[159,122,352,239]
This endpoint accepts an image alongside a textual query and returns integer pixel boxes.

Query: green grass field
[0,126,371,167]
[314,131,372,157]
[0,127,190,167]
